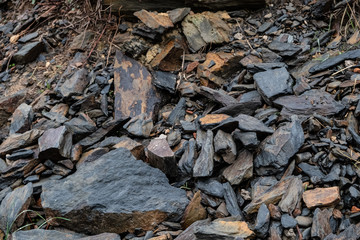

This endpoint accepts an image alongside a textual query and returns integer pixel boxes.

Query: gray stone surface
[235,114,274,134]
[59,68,89,98]
[0,183,33,232]
[41,148,189,234]
[254,203,270,238]
[254,116,304,175]
[254,67,293,104]
[18,32,38,43]
[13,41,45,64]
[10,103,34,135]
[38,126,72,160]
[193,130,214,177]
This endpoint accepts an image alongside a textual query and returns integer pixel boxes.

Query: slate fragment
[0,129,43,156]
[253,67,293,104]
[223,182,244,219]
[0,90,27,127]
[309,49,360,73]
[254,116,304,175]
[254,203,270,238]
[147,135,178,178]
[268,41,301,57]
[167,98,186,126]
[214,130,236,164]
[58,68,89,98]
[0,183,32,233]
[311,208,332,239]
[196,178,224,198]
[199,86,237,107]
[182,12,231,52]
[124,113,153,138]
[12,41,45,64]
[114,51,161,120]
[41,148,189,234]
[178,138,197,176]
[302,187,340,209]
[223,150,253,185]
[12,230,121,240]
[38,126,72,160]
[10,103,33,135]
[274,89,345,116]
[235,114,274,134]
[193,130,214,177]
[153,71,177,93]
[181,191,207,229]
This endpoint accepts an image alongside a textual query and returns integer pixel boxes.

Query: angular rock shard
[38,126,72,161]
[193,130,214,177]
[41,148,189,234]
[254,116,304,175]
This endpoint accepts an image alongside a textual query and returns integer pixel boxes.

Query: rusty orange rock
[181,191,207,229]
[199,114,230,128]
[302,187,340,209]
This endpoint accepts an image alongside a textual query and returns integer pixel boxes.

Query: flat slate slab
[114,51,161,120]
[41,148,189,234]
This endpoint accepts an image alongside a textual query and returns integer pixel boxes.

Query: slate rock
[181,120,197,133]
[41,148,189,234]
[59,68,89,98]
[303,187,340,209]
[199,114,230,130]
[10,103,33,135]
[311,208,332,239]
[168,8,191,24]
[153,71,177,93]
[77,148,109,168]
[193,130,214,177]
[182,12,231,52]
[174,219,211,240]
[124,113,153,138]
[181,191,207,229]
[6,149,34,161]
[11,230,121,240]
[65,113,97,142]
[295,216,313,227]
[254,116,304,175]
[18,32,38,43]
[214,130,236,164]
[298,162,326,181]
[70,31,95,51]
[274,89,345,116]
[0,129,43,156]
[134,9,173,32]
[178,138,197,176]
[194,217,255,240]
[13,41,45,64]
[113,136,145,160]
[196,178,224,198]
[167,98,186,126]
[254,203,270,238]
[309,49,360,73]
[235,114,274,134]
[147,135,177,178]
[223,150,253,185]
[223,182,243,218]
[0,90,27,127]
[114,51,161,120]
[38,126,72,160]
[247,62,287,73]
[233,131,259,149]
[253,67,293,104]
[268,41,301,57]
[278,176,303,213]
[199,86,237,107]
[281,214,297,228]
[244,176,297,214]
[0,183,32,233]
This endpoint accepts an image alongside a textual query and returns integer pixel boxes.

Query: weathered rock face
[0,183,33,233]
[114,51,161,121]
[0,90,27,127]
[253,67,293,104]
[59,68,89,98]
[38,126,72,160]
[223,150,253,185]
[274,89,345,116]
[182,12,231,52]
[10,103,33,135]
[0,129,43,156]
[193,130,214,177]
[12,41,45,64]
[254,116,304,175]
[302,187,340,209]
[11,229,121,240]
[41,148,189,234]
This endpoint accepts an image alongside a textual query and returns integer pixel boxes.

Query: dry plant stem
[331,64,355,76]
[346,2,360,29]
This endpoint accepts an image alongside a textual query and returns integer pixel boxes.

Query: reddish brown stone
[239,54,263,67]
[112,136,145,160]
[197,52,244,86]
[199,114,230,128]
[150,38,187,71]
[302,187,340,209]
[134,10,174,30]
[181,191,207,229]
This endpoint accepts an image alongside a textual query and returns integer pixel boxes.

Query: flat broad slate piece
[114,51,161,120]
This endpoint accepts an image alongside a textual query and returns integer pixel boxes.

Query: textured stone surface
[254,116,304,175]
[11,230,121,240]
[0,90,27,127]
[41,148,189,234]
[10,103,33,135]
[253,67,293,104]
[303,187,340,209]
[254,203,270,238]
[223,150,253,185]
[274,89,345,117]
[235,114,274,134]
[182,12,231,52]
[38,126,72,160]
[311,208,332,239]
[181,191,207,229]
[59,68,89,98]
[13,41,45,64]
[214,130,236,164]
[114,51,161,120]
[0,183,32,232]
[193,130,214,177]
[0,129,43,156]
